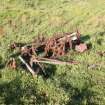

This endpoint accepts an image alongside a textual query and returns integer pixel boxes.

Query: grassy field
[0,0,105,105]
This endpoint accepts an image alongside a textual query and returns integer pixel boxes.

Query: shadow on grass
[0,56,5,70]
[80,35,90,42]
[60,81,97,105]
[81,35,92,49]
[0,77,23,105]
[20,63,56,79]
[0,64,5,69]
[97,38,104,45]
[0,77,49,105]
[40,64,56,79]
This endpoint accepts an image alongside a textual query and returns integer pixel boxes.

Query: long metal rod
[33,57,79,65]
[19,56,35,76]
[58,32,77,41]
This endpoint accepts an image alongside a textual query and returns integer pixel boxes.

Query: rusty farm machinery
[7,30,87,76]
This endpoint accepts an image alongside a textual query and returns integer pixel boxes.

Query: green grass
[0,0,105,104]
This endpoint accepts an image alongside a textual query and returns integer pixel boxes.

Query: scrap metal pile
[7,30,87,76]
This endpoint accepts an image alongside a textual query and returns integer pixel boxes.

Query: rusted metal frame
[6,58,17,69]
